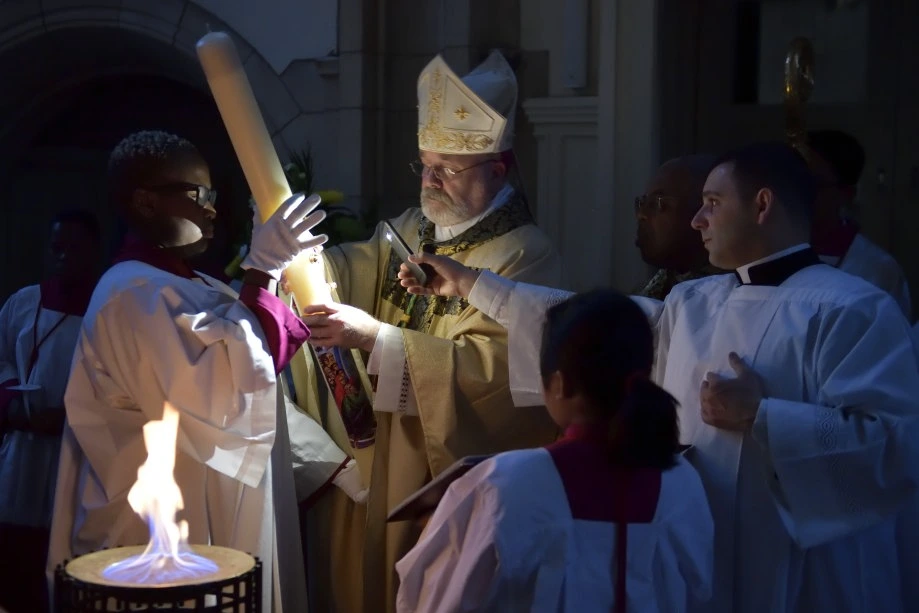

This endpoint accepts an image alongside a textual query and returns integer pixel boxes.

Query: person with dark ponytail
[395,289,713,612]
[400,142,919,613]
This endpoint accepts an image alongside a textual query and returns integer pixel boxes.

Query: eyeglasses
[634,194,679,216]
[146,183,217,208]
[409,158,496,182]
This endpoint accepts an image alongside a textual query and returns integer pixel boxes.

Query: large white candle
[196,31,332,308]
[197,32,378,465]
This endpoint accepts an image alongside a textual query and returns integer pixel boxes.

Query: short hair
[50,209,101,242]
[539,289,680,469]
[107,130,203,205]
[715,141,817,222]
[806,129,865,186]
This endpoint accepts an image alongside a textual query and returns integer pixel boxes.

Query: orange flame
[103,402,217,584]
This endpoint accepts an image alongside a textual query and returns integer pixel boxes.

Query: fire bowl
[54,545,260,612]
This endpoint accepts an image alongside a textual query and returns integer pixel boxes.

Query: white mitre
[417,50,518,154]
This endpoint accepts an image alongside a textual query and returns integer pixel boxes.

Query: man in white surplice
[397,141,919,612]
[47,131,345,612]
[805,129,911,319]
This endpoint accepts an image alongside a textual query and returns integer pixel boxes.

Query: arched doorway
[0,13,286,301]
[3,69,250,293]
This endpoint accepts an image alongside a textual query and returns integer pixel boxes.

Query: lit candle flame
[103,402,218,584]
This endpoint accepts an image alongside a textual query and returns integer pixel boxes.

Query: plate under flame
[65,545,255,589]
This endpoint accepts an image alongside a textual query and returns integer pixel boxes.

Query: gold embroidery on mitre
[418,66,496,153]
[454,106,469,120]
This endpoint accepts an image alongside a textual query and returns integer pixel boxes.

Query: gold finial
[784,37,815,160]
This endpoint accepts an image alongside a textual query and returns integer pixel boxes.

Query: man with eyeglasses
[47,130,338,612]
[635,155,723,300]
[397,141,919,613]
[804,129,911,319]
[294,51,561,612]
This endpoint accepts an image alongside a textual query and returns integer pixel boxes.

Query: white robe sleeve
[659,459,715,611]
[284,392,348,500]
[505,282,576,406]
[466,273,669,407]
[466,272,574,407]
[751,297,919,548]
[67,280,280,497]
[367,323,419,416]
[629,295,666,324]
[0,310,16,384]
[895,280,912,323]
[395,461,503,613]
[465,272,668,407]
[0,289,28,384]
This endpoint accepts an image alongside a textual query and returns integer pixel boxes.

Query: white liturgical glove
[242,193,328,280]
[332,459,369,504]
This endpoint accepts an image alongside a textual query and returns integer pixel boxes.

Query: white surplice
[395,451,713,613]
[469,264,919,613]
[0,285,82,528]
[47,261,313,613]
[824,233,912,319]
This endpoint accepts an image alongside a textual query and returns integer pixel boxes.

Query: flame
[103,402,218,584]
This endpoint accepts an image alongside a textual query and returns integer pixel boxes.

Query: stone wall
[0,0,355,300]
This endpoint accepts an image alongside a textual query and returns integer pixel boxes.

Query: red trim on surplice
[112,234,311,374]
[238,283,311,374]
[812,219,859,261]
[39,276,94,317]
[547,424,662,522]
[112,234,199,279]
[547,423,662,613]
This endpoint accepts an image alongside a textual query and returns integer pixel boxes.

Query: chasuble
[294,192,561,612]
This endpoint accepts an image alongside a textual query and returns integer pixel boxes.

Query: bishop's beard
[420,188,472,227]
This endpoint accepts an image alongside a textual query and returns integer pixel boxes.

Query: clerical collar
[433,182,513,242]
[734,243,821,286]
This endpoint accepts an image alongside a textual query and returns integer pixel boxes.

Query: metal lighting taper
[196,32,377,453]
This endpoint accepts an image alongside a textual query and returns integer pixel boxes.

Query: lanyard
[26,306,69,383]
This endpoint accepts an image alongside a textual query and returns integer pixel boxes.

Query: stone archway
[0,1,301,143]
[0,2,297,299]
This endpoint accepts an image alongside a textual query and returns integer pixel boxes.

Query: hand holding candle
[242,193,328,281]
[196,31,332,307]
[196,31,377,453]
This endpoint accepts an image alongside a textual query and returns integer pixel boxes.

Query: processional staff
[784,36,816,163]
